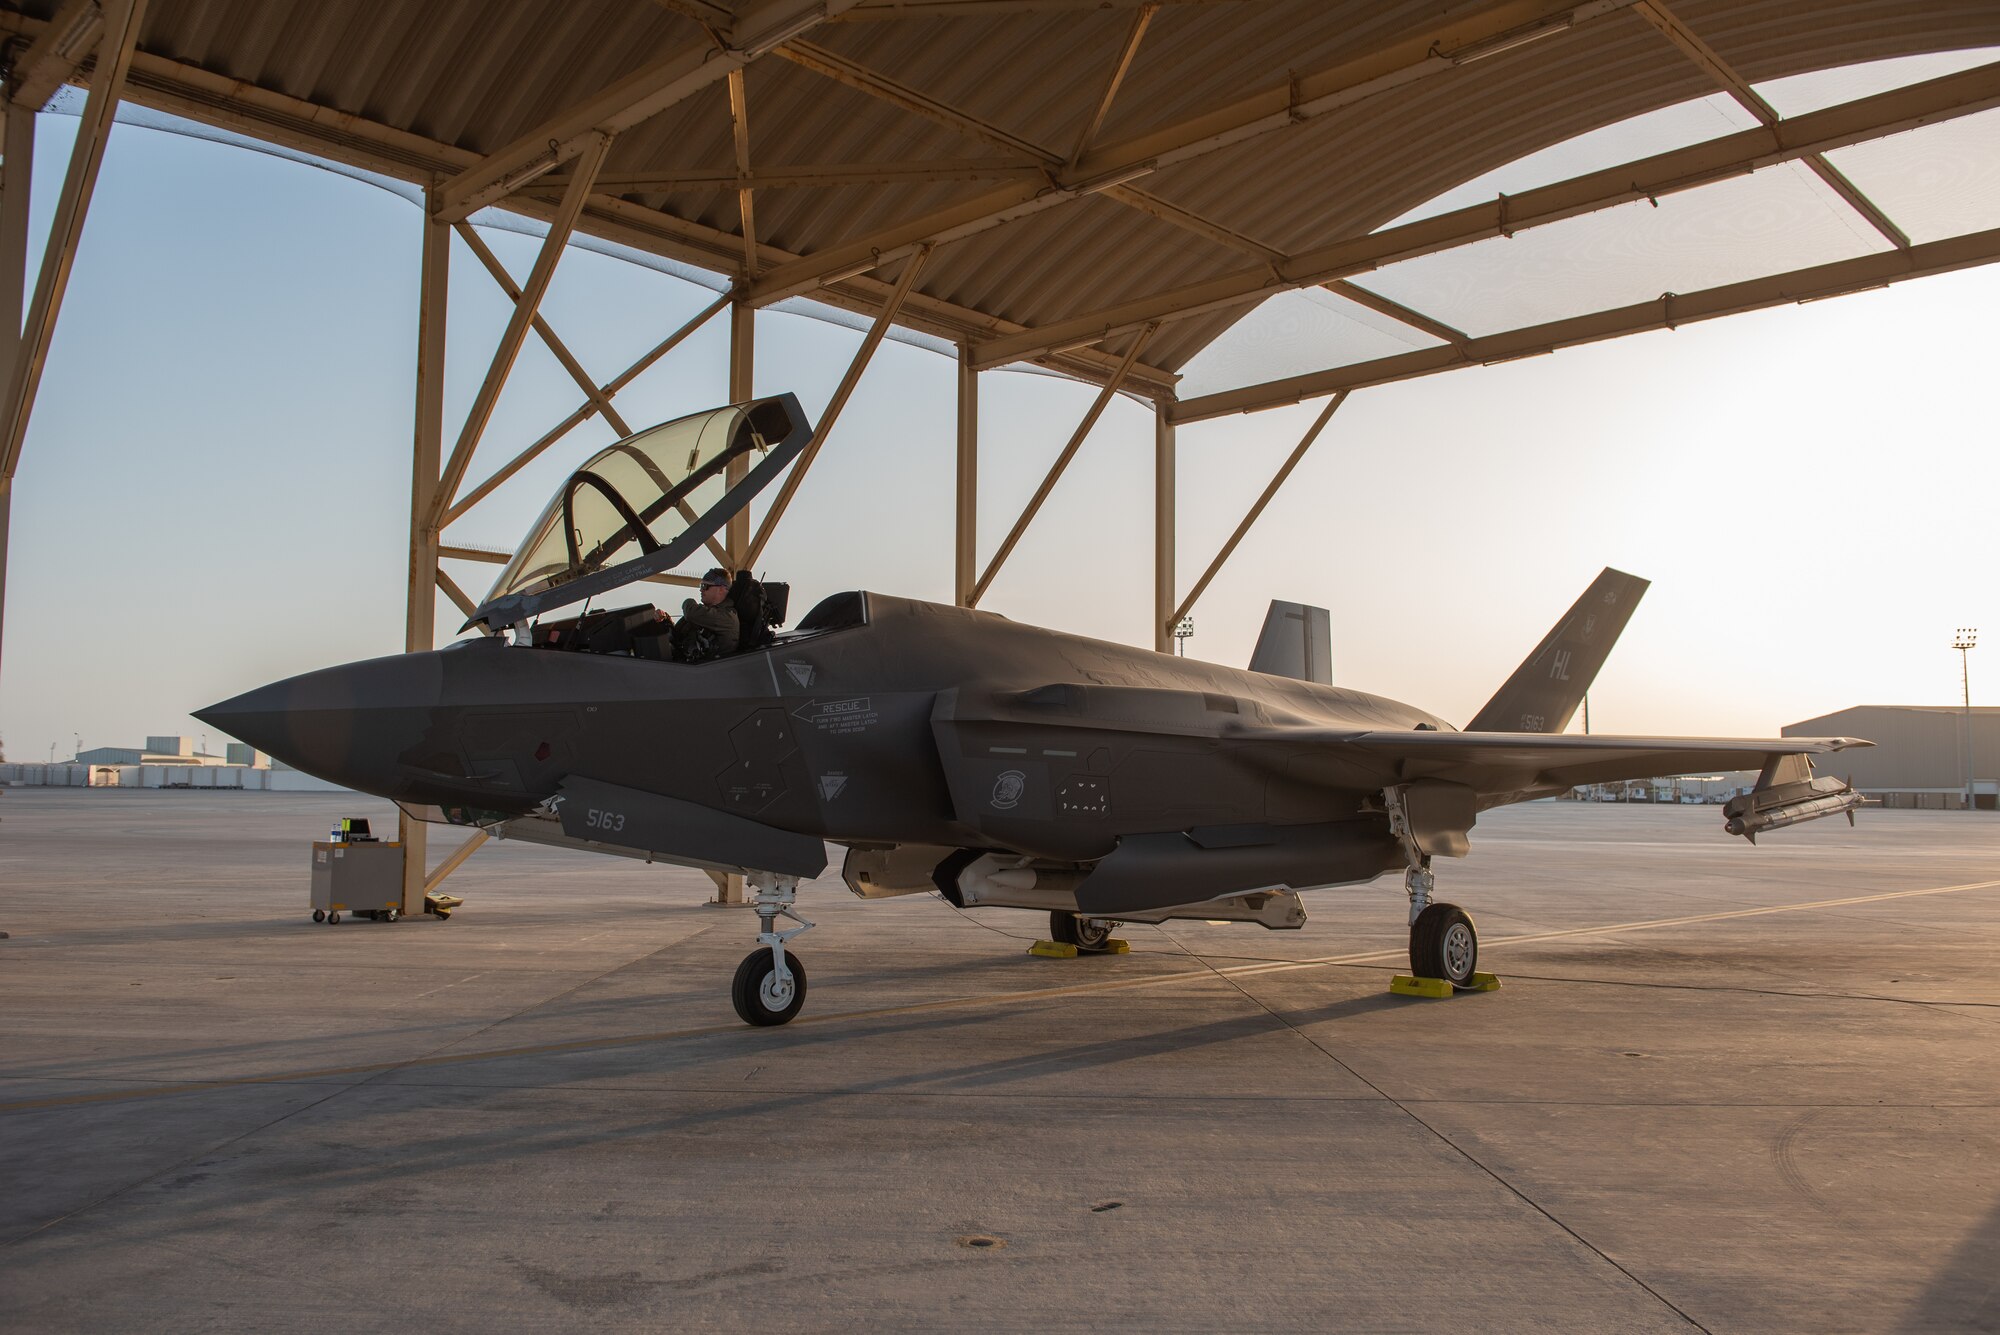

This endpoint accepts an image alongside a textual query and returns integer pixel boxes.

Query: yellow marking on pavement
[6,877,1998,1115]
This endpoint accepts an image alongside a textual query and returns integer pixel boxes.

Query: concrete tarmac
[2,789,1998,1332]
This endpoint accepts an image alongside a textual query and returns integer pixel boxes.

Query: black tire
[312,910,326,923]
[731,949,808,1026]
[1409,903,1478,988]
[1049,911,1117,953]
[327,911,341,925]
[385,908,400,923]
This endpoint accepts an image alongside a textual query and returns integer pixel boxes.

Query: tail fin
[1466,568,1649,733]
[1248,600,1332,684]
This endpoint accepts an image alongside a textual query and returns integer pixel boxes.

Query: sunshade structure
[0,0,1995,894]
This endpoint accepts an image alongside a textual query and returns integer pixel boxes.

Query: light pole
[1173,616,1194,657]
[1954,628,1977,811]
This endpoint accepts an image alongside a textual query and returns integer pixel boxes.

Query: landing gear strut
[1049,911,1119,953]
[732,871,814,1026]
[1387,787,1480,989]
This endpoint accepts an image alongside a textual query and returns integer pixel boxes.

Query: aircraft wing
[1300,729,1870,795]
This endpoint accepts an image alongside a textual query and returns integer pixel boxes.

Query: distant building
[225,743,269,768]
[146,736,195,757]
[75,746,228,767]
[1783,706,2000,810]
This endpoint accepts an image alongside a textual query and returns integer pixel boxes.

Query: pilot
[671,568,740,663]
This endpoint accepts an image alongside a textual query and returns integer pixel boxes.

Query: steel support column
[727,296,755,564]
[955,343,977,606]
[400,208,451,915]
[0,104,33,695]
[1153,399,1175,653]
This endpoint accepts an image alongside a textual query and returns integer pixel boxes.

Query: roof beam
[434,0,862,222]
[974,57,2000,368]
[726,68,757,275]
[1632,0,1910,249]
[751,0,1636,304]
[833,0,1254,17]
[1066,3,1156,168]
[5,0,103,108]
[1169,223,2000,422]
[530,159,1047,192]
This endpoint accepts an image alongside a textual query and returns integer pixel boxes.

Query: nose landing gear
[732,871,815,1026]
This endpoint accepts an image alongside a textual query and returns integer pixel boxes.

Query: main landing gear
[1387,789,1481,990]
[731,871,815,1026]
[1049,911,1120,953]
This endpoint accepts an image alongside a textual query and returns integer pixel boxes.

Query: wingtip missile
[1722,776,1863,842]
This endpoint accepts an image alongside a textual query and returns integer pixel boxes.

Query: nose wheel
[731,871,815,1027]
[732,948,808,1025]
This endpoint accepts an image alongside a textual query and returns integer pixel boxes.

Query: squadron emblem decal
[990,769,1026,810]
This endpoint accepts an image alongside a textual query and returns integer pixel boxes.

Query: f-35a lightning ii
[199,395,1869,1026]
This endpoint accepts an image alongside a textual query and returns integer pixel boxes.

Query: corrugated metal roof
[6,0,1995,392]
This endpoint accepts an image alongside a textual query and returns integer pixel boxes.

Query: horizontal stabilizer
[1249,600,1333,685]
[1468,568,1649,734]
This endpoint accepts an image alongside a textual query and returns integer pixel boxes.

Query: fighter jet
[198,395,1869,1026]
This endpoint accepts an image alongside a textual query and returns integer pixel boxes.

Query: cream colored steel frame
[0,0,1991,817]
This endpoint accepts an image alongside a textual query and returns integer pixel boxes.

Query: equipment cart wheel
[1409,903,1478,988]
[385,908,400,923]
[327,911,342,925]
[1050,911,1118,953]
[731,949,808,1027]
[312,910,326,923]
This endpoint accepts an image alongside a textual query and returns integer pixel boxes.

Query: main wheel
[1410,903,1478,988]
[731,949,808,1026]
[1050,911,1117,953]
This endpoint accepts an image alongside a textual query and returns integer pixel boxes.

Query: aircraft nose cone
[196,653,444,797]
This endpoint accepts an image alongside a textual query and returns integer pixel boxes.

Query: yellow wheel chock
[1390,972,1500,997]
[1028,939,1130,958]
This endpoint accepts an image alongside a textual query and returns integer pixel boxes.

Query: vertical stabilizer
[1249,600,1333,685]
[1466,568,1648,733]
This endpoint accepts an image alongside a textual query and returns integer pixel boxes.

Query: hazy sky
[2,56,1997,765]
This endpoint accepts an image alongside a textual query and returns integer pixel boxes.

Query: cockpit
[462,393,867,664]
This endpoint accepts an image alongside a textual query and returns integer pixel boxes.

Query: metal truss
[1170,224,2000,421]
[750,0,1638,304]
[976,58,2000,369]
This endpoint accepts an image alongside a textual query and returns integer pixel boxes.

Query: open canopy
[469,393,810,631]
